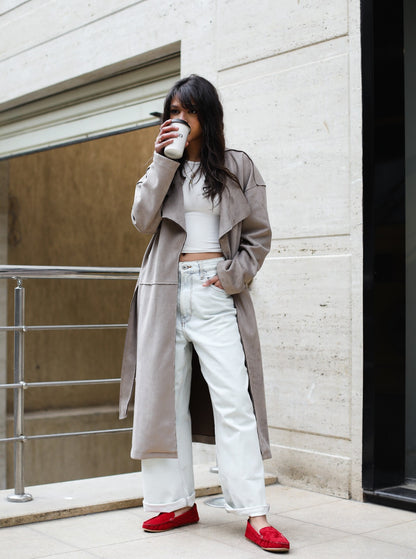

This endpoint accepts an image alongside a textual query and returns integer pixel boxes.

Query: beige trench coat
[119,149,272,460]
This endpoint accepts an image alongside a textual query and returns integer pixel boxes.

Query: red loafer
[142,504,199,532]
[245,520,290,552]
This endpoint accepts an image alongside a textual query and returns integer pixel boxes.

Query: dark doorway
[362,0,416,511]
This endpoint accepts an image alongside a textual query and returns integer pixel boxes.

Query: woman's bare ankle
[249,515,271,532]
[173,506,192,517]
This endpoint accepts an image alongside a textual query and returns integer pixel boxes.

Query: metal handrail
[0,378,121,389]
[0,324,128,332]
[0,427,134,444]
[0,265,139,280]
[0,264,139,502]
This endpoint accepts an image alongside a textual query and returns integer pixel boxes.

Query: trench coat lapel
[161,172,251,238]
[161,173,186,231]
[219,179,251,239]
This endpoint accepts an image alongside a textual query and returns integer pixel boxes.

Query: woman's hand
[155,119,189,155]
[202,275,225,290]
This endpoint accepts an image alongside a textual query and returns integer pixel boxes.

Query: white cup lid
[171,118,191,128]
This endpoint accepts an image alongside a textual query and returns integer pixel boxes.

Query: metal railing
[0,265,139,502]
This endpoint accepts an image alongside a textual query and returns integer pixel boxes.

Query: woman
[120,75,290,553]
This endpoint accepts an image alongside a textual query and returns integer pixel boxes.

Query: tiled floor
[2,484,416,559]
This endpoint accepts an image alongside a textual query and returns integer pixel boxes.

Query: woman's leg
[186,262,269,517]
[141,290,195,512]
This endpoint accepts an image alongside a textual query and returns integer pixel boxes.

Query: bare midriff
[179,252,223,262]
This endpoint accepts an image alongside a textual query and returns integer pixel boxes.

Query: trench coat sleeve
[131,152,180,234]
[217,160,271,294]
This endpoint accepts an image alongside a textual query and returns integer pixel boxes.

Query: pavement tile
[117,504,147,521]
[190,497,241,525]
[182,518,252,551]
[0,523,77,559]
[265,514,353,549]
[364,519,416,550]
[29,553,99,559]
[87,529,262,559]
[281,498,416,534]
[292,534,416,559]
[31,508,148,549]
[2,485,416,559]
[264,483,339,513]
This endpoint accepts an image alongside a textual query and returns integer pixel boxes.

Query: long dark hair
[162,75,238,201]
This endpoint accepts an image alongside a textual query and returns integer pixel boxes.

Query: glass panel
[5,126,156,486]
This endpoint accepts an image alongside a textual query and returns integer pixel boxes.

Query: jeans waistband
[178,257,224,275]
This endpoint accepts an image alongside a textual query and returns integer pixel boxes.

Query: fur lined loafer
[245,520,290,553]
[142,504,199,532]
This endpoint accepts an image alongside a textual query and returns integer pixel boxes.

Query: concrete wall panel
[0,0,140,60]
[216,0,348,70]
[0,161,8,488]
[268,438,351,498]
[0,0,27,15]
[254,254,351,438]
[220,38,350,238]
[0,0,217,109]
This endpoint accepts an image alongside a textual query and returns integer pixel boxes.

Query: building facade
[0,0,414,511]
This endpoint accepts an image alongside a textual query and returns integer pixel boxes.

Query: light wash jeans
[142,258,269,517]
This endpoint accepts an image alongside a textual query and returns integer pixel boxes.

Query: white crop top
[181,161,221,253]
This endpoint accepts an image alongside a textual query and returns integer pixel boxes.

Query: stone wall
[0,0,362,498]
[0,160,8,488]
[216,1,363,499]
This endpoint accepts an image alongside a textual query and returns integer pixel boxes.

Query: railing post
[204,462,225,508]
[8,279,32,502]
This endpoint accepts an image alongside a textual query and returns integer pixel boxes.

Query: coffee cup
[164,118,191,159]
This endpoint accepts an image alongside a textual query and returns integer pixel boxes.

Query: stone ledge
[0,464,277,527]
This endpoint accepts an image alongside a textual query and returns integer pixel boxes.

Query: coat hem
[131,450,179,460]
[192,434,215,445]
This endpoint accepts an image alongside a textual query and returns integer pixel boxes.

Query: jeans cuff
[224,503,270,517]
[143,492,195,513]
